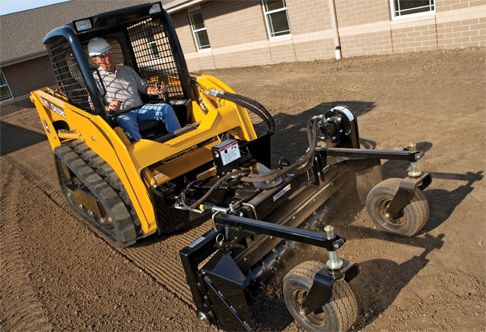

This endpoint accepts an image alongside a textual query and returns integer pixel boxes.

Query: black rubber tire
[283,261,358,332]
[54,142,137,247]
[366,178,429,236]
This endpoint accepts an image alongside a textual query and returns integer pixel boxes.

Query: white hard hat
[88,37,112,56]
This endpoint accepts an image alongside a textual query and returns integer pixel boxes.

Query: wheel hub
[379,199,406,228]
[293,289,327,327]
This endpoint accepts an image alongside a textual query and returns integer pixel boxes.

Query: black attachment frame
[179,212,353,331]
[320,147,423,162]
[213,213,345,251]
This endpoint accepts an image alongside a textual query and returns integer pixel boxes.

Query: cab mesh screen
[46,37,91,111]
[127,17,185,100]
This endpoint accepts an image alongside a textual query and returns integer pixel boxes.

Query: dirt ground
[1,48,485,331]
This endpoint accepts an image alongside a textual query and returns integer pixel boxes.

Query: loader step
[155,122,200,143]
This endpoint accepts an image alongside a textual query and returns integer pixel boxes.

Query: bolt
[324,225,335,240]
[407,143,422,178]
[197,312,211,326]
[326,251,343,270]
[324,225,343,270]
[408,161,422,178]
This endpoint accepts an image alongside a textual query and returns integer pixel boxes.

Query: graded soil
[1,48,485,331]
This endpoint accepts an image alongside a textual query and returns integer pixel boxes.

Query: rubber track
[0,162,53,332]
[2,154,211,309]
[68,140,141,236]
[55,143,136,245]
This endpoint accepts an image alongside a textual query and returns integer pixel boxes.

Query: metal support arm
[386,172,432,217]
[213,213,345,251]
[301,259,358,315]
[319,147,423,162]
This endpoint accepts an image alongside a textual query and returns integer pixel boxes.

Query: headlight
[74,19,93,32]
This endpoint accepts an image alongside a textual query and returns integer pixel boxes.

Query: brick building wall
[335,0,390,27]
[171,0,486,71]
[2,56,55,99]
[436,0,486,50]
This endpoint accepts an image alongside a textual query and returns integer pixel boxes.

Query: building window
[147,29,160,60]
[188,9,210,50]
[391,0,435,18]
[0,70,13,102]
[262,0,291,38]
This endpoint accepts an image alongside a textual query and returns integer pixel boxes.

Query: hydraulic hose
[205,89,275,135]
[181,88,321,208]
[239,118,319,184]
[205,89,319,183]
[181,168,250,210]
[225,92,275,133]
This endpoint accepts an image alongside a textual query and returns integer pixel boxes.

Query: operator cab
[42,2,194,141]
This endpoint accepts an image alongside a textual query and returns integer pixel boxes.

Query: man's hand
[148,82,168,95]
[106,99,122,112]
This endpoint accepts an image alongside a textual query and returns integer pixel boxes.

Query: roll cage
[42,2,192,125]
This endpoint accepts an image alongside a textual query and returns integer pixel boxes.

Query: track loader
[31,3,432,331]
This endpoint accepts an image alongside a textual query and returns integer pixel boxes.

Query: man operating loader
[88,37,181,141]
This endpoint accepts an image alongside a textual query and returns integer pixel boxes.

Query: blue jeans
[116,103,181,141]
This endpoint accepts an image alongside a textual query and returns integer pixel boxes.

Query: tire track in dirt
[1,155,209,310]
[0,162,53,332]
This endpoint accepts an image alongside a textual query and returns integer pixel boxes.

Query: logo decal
[40,98,67,118]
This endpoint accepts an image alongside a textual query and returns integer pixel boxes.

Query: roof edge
[165,0,206,13]
[0,50,48,67]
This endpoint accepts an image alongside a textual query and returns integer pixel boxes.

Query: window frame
[0,70,13,103]
[188,8,211,51]
[146,27,161,60]
[261,0,292,40]
[390,0,435,21]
